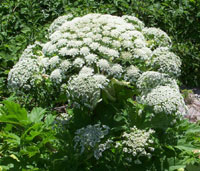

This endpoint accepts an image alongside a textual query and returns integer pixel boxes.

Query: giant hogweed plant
[5,14,200,170]
[8,14,183,109]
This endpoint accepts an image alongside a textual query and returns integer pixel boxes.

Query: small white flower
[60,60,71,72]
[121,52,132,60]
[49,56,60,69]
[97,59,110,72]
[8,58,40,91]
[109,64,123,78]
[138,86,187,115]
[79,66,94,76]
[122,40,133,48]
[38,57,49,68]
[66,48,79,56]
[83,38,93,45]
[124,65,140,83]
[137,71,179,94]
[59,47,68,56]
[50,69,62,84]
[89,42,100,50]
[134,39,146,48]
[49,14,73,34]
[120,127,155,160]
[93,74,109,88]
[80,47,90,56]
[85,54,97,65]
[143,27,172,49]
[42,42,57,55]
[112,40,121,48]
[57,39,68,48]
[73,58,85,68]
[123,147,128,152]
[108,49,119,58]
[151,49,181,77]
[50,31,62,43]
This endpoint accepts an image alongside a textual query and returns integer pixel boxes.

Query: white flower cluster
[67,67,109,109]
[48,56,61,69]
[151,47,182,77]
[48,14,73,35]
[94,139,113,159]
[124,65,141,83]
[8,58,40,91]
[43,14,147,59]
[8,13,185,113]
[116,126,155,162]
[122,15,145,30]
[133,47,152,61]
[20,41,43,61]
[137,71,179,94]
[109,64,123,78]
[138,86,187,115]
[60,60,71,72]
[143,27,172,49]
[50,69,62,84]
[53,112,72,129]
[74,124,110,158]
[96,59,110,72]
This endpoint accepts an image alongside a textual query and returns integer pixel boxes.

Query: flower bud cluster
[48,14,73,35]
[94,139,113,159]
[67,67,109,109]
[137,71,179,94]
[8,58,40,91]
[116,126,155,162]
[151,48,182,77]
[138,86,187,115]
[74,124,110,157]
[143,27,172,49]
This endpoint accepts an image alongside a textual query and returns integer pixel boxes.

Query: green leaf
[2,100,27,121]
[21,123,42,142]
[44,114,55,126]
[10,154,20,162]
[0,100,28,127]
[169,165,186,171]
[0,132,20,146]
[20,146,40,158]
[113,114,125,122]
[175,144,196,151]
[28,107,46,123]
[21,27,31,34]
